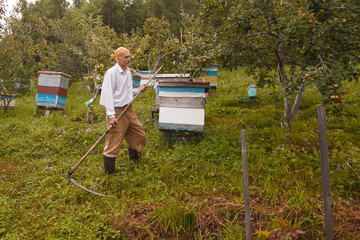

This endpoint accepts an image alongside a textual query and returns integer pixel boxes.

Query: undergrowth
[0,69,359,239]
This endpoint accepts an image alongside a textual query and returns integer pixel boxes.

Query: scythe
[66,65,163,196]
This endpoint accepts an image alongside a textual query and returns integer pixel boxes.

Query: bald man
[100,47,147,174]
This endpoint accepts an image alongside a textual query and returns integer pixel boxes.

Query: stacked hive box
[139,71,155,86]
[154,73,190,111]
[132,73,141,88]
[157,81,209,132]
[35,71,70,109]
[193,65,218,88]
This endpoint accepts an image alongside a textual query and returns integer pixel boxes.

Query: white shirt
[100,63,139,118]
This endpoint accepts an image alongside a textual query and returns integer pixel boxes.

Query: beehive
[157,81,210,132]
[247,84,257,97]
[154,73,190,110]
[132,73,141,88]
[193,65,218,87]
[139,71,155,86]
[35,71,70,109]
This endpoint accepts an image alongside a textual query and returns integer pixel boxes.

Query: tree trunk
[277,44,291,130]
[276,44,306,131]
[153,56,161,73]
[1,98,8,113]
[86,107,93,124]
[283,96,292,131]
[86,72,102,124]
[81,77,91,91]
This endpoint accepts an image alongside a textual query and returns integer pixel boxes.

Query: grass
[0,69,359,239]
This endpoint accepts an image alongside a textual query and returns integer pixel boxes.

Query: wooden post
[241,130,252,240]
[45,105,51,117]
[317,107,334,240]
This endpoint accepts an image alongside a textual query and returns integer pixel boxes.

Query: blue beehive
[157,81,209,132]
[132,73,141,88]
[36,71,71,109]
[247,84,257,97]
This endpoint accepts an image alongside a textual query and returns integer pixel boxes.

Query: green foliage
[178,13,221,78]
[80,0,199,36]
[2,0,118,86]
[0,0,5,28]
[126,17,181,72]
[199,0,360,129]
[1,69,359,239]
[149,201,197,236]
[81,0,125,32]
[36,9,118,80]
[0,20,36,110]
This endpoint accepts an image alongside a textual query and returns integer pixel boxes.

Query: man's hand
[109,117,118,127]
[139,84,147,92]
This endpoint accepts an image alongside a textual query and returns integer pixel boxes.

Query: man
[100,47,147,174]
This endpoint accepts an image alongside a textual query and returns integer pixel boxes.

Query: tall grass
[0,69,359,239]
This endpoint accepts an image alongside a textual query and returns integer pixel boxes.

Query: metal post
[241,130,252,240]
[317,107,334,240]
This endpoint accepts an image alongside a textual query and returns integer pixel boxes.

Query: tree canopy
[199,0,360,130]
[1,0,359,130]
[0,0,5,28]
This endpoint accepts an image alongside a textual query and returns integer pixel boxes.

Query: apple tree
[125,17,181,73]
[46,10,118,123]
[16,3,118,121]
[199,0,360,131]
[0,18,38,112]
[177,12,220,78]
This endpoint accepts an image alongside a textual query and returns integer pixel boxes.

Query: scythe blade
[67,175,111,197]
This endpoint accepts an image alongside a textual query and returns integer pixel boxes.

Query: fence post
[241,130,252,240]
[317,107,334,240]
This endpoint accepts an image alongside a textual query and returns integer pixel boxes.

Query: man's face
[117,53,131,69]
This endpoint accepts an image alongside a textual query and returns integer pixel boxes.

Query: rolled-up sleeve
[133,88,139,95]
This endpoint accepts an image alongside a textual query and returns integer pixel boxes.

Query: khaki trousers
[103,106,146,158]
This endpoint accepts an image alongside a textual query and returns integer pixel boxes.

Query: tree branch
[244,32,272,39]
[153,51,177,72]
